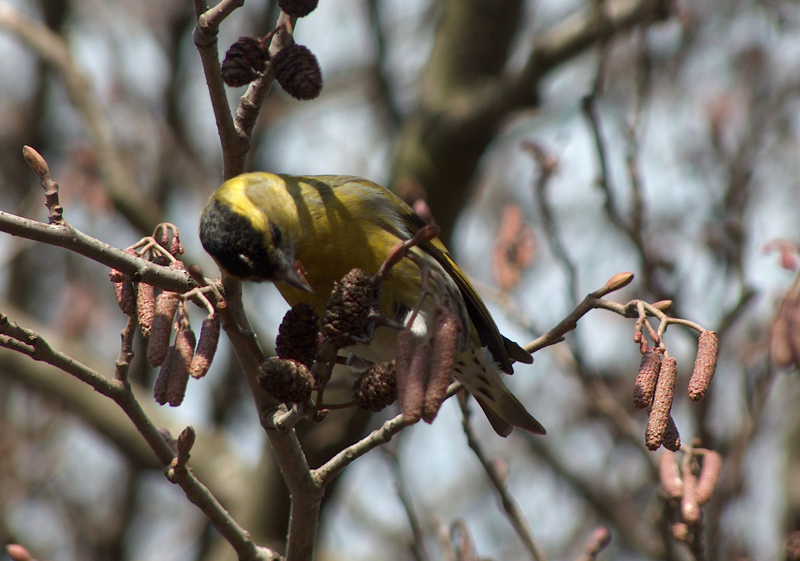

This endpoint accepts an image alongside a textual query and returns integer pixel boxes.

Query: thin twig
[460,398,548,561]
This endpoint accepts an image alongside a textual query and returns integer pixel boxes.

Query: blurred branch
[0,312,279,561]
[393,0,673,242]
[0,2,164,234]
[460,398,548,561]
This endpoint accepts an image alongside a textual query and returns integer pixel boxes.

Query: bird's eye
[270,223,282,247]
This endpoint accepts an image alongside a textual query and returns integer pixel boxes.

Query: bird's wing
[397,207,532,373]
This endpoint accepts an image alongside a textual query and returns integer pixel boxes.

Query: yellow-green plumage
[200,172,545,436]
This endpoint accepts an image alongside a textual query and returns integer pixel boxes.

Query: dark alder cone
[322,268,380,349]
[276,303,319,367]
[278,0,318,17]
[272,44,323,100]
[353,362,398,412]
[258,357,314,404]
[221,36,270,87]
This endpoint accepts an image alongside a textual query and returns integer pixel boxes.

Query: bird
[199,172,545,436]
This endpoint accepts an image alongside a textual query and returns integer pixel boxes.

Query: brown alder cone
[322,268,379,349]
[423,309,458,423]
[275,303,319,367]
[136,283,155,337]
[167,326,196,406]
[688,331,718,401]
[258,357,314,404]
[658,450,684,500]
[353,362,398,412]
[272,44,323,100]
[634,348,661,408]
[696,450,722,505]
[147,292,180,367]
[190,314,221,379]
[646,356,677,451]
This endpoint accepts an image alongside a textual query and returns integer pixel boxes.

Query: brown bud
[276,303,319,367]
[422,309,458,423]
[322,268,380,349]
[696,450,721,505]
[272,44,323,100]
[147,292,180,367]
[594,271,633,296]
[651,300,673,312]
[258,357,314,404]
[137,283,155,337]
[353,361,398,412]
[394,330,425,423]
[658,450,683,499]
[681,470,700,524]
[5,544,34,561]
[278,0,318,17]
[168,326,196,406]
[190,314,221,379]
[645,356,677,451]
[662,415,681,452]
[634,348,661,408]
[221,36,270,87]
[688,331,718,401]
[177,425,196,461]
[114,280,136,316]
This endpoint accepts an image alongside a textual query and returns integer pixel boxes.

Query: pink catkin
[645,356,677,451]
[634,348,661,408]
[688,331,718,401]
[394,329,424,422]
[167,327,196,406]
[681,471,700,524]
[696,450,722,505]
[136,283,155,337]
[422,310,458,423]
[190,314,221,379]
[658,450,683,499]
[147,292,180,367]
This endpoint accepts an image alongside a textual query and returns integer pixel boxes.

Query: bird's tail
[455,348,546,437]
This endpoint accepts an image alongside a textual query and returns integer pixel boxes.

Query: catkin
[147,292,180,367]
[190,314,221,379]
[688,331,718,401]
[395,330,424,423]
[634,348,661,408]
[658,450,684,499]
[114,280,136,316]
[681,470,700,524]
[696,450,722,505]
[645,356,677,451]
[167,327,196,406]
[136,283,155,337]
[422,309,458,423]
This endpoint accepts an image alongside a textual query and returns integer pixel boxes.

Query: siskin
[199,172,545,437]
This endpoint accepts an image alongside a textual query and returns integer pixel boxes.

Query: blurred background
[1,0,800,559]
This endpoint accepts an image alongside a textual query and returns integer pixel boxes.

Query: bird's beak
[278,261,314,293]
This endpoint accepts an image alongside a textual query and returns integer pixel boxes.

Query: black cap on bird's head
[199,197,313,292]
